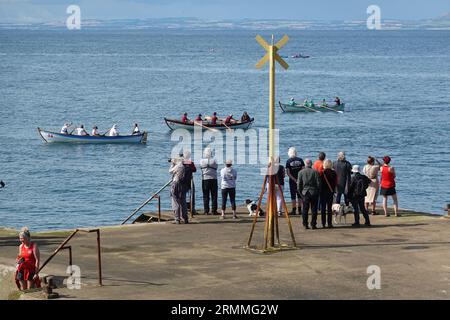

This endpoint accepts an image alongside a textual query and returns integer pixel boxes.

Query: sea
[1,29,449,231]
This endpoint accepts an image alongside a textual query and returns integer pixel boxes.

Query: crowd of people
[169,147,400,229]
[12,148,399,290]
[59,123,141,136]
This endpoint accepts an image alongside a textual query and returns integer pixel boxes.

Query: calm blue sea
[1,29,449,231]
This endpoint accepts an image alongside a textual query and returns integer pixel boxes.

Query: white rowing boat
[37,128,148,144]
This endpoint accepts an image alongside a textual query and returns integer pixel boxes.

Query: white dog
[245,199,264,217]
[332,203,346,224]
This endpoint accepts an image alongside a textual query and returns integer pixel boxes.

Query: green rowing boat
[278,101,345,113]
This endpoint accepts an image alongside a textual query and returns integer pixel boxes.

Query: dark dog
[245,199,264,217]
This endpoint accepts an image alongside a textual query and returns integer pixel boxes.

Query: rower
[181,112,189,124]
[92,125,100,136]
[195,114,203,122]
[132,123,140,135]
[241,111,250,123]
[303,99,309,106]
[75,124,88,136]
[289,97,296,106]
[211,112,218,125]
[60,122,71,134]
[224,114,234,125]
[321,99,328,107]
[335,96,341,106]
[108,124,119,136]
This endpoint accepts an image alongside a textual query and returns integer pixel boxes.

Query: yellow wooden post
[269,35,275,160]
[253,34,294,251]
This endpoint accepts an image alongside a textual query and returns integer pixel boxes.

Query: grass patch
[7,290,22,300]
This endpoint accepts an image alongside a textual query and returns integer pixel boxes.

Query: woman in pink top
[380,156,400,217]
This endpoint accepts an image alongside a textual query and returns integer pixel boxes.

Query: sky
[0,0,449,23]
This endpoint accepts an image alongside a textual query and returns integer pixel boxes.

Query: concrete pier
[1,208,449,300]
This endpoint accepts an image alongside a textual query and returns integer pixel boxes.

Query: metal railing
[121,179,172,225]
[38,228,102,286]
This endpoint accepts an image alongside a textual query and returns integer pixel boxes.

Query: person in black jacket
[334,151,352,209]
[320,160,337,228]
[348,165,372,227]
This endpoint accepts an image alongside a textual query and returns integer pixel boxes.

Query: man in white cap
[348,165,372,227]
[220,159,237,219]
[289,97,296,106]
[60,122,72,134]
[200,147,218,215]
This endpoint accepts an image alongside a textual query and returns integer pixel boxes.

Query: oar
[193,120,218,132]
[302,104,321,113]
[216,118,232,131]
[101,128,112,137]
[320,104,343,114]
[222,121,232,130]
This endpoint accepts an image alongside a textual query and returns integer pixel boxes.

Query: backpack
[354,175,369,198]
[180,164,193,188]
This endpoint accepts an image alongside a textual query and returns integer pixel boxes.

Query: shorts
[289,180,299,200]
[380,187,396,196]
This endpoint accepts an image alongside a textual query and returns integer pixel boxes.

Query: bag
[323,172,334,193]
[180,164,193,188]
[354,176,369,197]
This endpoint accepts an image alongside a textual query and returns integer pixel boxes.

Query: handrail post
[61,246,72,266]
[157,195,161,222]
[39,228,102,287]
[94,229,102,286]
[39,229,79,273]
[122,179,172,225]
[190,178,194,219]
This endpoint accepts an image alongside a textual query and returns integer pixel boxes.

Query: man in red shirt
[313,152,326,176]
[211,112,218,125]
[224,114,233,125]
[195,114,203,122]
[181,112,189,123]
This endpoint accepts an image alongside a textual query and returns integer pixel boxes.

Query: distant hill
[1,15,449,30]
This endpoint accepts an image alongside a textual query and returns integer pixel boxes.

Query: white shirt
[75,128,87,136]
[92,128,99,135]
[60,125,69,134]
[108,127,118,136]
[133,126,140,134]
[220,167,237,189]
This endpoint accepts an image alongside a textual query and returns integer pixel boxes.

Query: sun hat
[351,165,360,173]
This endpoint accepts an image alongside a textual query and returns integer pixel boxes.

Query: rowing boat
[164,118,254,130]
[37,127,148,144]
[278,101,345,113]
